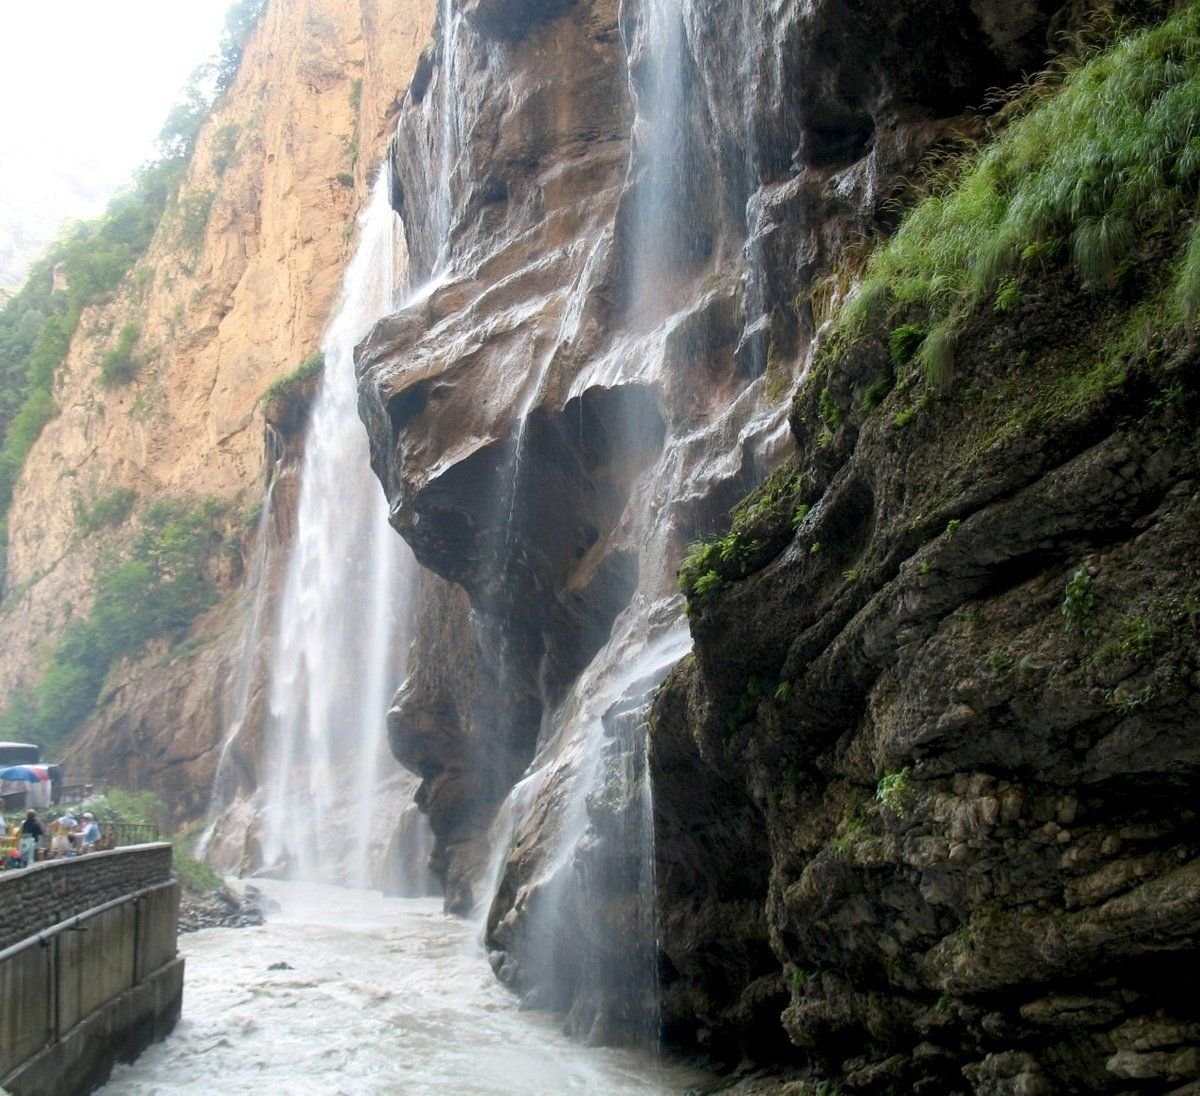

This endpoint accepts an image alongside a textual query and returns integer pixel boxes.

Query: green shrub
[0,497,226,749]
[211,124,241,175]
[77,486,138,534]
[876,767,915,818]
[1062,567,1097,635]
[173,848,224,893]
[99,323,142,386]
[819,387,843,427]
[178,189,215,249]
[92,787,166,828]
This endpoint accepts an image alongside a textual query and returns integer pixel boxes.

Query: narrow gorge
[2,0,1198,1092]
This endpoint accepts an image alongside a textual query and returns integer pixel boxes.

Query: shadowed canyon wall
[358,0,1200,1089]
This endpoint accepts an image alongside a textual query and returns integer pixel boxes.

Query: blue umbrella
[0,764,51,782]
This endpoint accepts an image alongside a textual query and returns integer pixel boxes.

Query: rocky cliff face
[358,0,1200,1088]
[0,0,434,827]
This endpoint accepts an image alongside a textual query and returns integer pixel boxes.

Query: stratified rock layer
[652,99,1200,1096]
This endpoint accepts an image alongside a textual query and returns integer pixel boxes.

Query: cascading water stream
[258,173,421,888]
[625,0,690,316]
[433,0,464,273]
[471,0,796,1043]
[193,480,278,867]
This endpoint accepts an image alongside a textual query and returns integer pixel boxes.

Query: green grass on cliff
[0,498,227,751]
[843,3,1200,383]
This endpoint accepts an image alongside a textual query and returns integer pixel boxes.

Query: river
[97,881,713,1094]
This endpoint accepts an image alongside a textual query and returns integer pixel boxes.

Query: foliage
[76,486,138,535]
[173,848,224,893]
[0,158,186,523]
[0,498,226,750]
[818,387,843,427]
[876,767,915,818]
[678,464,809,606]
[1062,566,1098,635]
[216,0,268,94]
[100,323,142,386]
[265,351,324,406]
[0,0,268,530]
[888,323,926,368]
[91,787,166,829]
[178,190,215,250]
[211,124,241,175]
[158,79,212,160]
[843,4,1200,372]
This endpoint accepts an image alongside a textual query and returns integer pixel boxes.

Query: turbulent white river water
[97,881,712,1094]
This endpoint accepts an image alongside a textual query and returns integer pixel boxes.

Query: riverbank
[177,879,269,933]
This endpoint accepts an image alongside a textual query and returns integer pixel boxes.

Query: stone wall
[0,843,173,952]
[0,847,182,1095]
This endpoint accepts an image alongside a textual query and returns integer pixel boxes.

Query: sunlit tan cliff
[0,0,434,819]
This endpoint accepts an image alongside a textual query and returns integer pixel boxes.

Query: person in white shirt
[78,812,101,852]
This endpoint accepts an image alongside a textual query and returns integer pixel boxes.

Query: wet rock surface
[362,0,1062,943]
[178,883,272,934]
[358,0,1197,1086]
[651,231,1200,1089]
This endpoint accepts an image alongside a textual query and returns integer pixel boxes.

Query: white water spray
[259,174,421,887]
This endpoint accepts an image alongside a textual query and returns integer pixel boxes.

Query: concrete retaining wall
[0,846,183,1095]
[0,844,173,952]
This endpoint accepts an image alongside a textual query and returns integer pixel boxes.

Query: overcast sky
[0,0,233,289]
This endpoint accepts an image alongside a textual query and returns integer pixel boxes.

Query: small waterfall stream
[258,174,422,887]
[193,481,277,867]
[460,0,796,1042]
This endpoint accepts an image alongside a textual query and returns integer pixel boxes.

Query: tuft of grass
[841,5,1200,365]
[888,322,926,368]
[1175,223,1200,323]
[876,767,915,818]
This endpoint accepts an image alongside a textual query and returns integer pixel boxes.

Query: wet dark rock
[651,233,1200,1089]
[178,883,270,934]
[357,0,1198,1086]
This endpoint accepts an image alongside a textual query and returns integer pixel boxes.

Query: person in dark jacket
[19,809,43,868]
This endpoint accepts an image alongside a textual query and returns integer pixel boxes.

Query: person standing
[77,812,101,852]
[20,809,43,868]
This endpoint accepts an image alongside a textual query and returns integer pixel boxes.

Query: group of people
[0,797,101,870]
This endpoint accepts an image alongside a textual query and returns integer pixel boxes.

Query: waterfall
[625,0,690,312]
[258,174,422,888]
[361,0,800,1044]
[473,0,790,1043]
[193,482,277,869]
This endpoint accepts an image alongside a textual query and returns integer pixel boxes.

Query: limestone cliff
[357,0,1200,1089]
[0,0,434,826]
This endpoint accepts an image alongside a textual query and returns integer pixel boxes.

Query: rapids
[96,881,712,1094]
